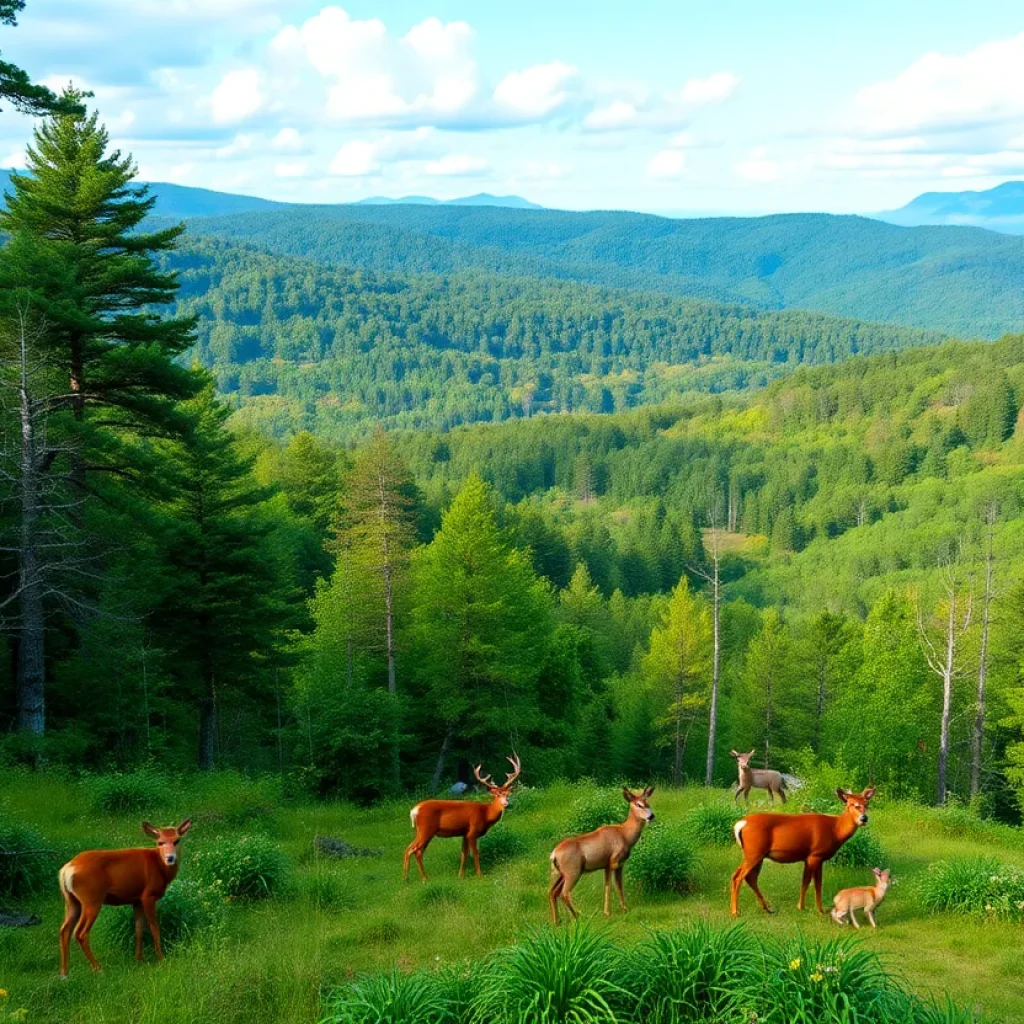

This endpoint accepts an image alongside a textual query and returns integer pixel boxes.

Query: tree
[0,2,82,116]
[410,476,553,788]
[971,504,998,799]
[642,576,712,783]
[692,506,723,786]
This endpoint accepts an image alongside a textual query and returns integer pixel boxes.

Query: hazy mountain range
[878,181,1024,234]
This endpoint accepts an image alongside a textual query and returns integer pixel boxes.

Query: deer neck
[738,764,752,783]
[833,812,858,845]
[485,797,505,826]
[620,812,646,848]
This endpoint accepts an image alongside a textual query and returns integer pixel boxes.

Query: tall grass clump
[681,803,740,847]
[478,825,529,865]
[564,786,626,835]
[189,770,282,827]
[102,877,225,953]
[192,833,291,900]
[830,826,886,868]
[88,768,171,814]
[322,968,459,1024]
[621,922,759,1022]
[918,856,1024,922]
[628,824,697,895]
[471,927,625,1024]
[0,815,54,899]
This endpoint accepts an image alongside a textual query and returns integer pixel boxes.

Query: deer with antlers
[58,819,191,979]
[549,786,654,924]
[403,755,521,881]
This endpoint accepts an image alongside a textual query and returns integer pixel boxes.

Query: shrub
[830,826,886,868]
[628,824,697,895]
[102,877,225,953]
[189,771,282,828]
[564,786,626,835]
[88,769,171,814]
[507,784,541,813]
[192,833,290,900]
[471,927,625,1024]
[681,803,740,847]
[322,969,457,1024]
[0,815,55,900]
[917,856,1024,922]
[478,826,529,865]
[298,868,361,912]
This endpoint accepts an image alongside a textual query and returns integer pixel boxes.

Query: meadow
[2,772,1023,1023]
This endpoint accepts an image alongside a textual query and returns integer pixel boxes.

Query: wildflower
[810,972,824,983]
[789,958,802,970]
[0,988,8,997]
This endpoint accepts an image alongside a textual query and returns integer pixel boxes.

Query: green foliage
[102,877,226,953]
[917,857,1024,922]
[564,787,628,835]
[477,826,529,865]
[0,814,53,899]
[628,824,698,895]
[681,803,741,847]
[322,968,460,1024]
[830,826,886,869]
[88,769,171,814]
[192,833,291,901]
[296,868,361,912]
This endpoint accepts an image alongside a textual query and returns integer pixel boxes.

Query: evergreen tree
[0,2,80,115]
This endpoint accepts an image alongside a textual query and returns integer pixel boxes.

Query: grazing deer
[549,786,654,924]
[404,755,521,882]
[832,867,891,928]
[731,749,799,805]
[730,787,874,917]
[58,819,192,979]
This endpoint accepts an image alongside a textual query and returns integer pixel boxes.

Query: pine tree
[0,3,81,115]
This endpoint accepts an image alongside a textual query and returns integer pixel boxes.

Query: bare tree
[692,498,723,786]
[916,549,974,805]
[971,503,998,800]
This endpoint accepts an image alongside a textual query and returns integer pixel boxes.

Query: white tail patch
[734,819,747,847]
[410,805,420,829]
[59,863,77,899]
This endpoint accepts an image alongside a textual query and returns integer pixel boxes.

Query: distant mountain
[878,181,1024,234]
[354,192,542,210]
[181,205,1024,339]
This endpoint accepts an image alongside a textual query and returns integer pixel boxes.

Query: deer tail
[59,863,77,901]
[733,818,747,849]
[409,805,420,829]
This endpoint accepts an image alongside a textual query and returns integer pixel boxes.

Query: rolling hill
[879,180,1024,234]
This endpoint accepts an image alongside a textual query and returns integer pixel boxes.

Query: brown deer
[403,755,521,881]
[832,867,891,928]
[58,819,192,979]
[548,786,654,924]
[731,748,798,805]
[730,787,874,917]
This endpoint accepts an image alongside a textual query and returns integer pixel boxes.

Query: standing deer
[831,867,891,928]
[730,787,874,917]
[730,749,800,805]
[58,819,192,979]
[404,755,521,882]
[549,786,654,924]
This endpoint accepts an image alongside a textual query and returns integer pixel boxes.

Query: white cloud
[648,149,687,179]
[272,127,304,151]
[493,61,578,119]
[215,133,254,160]
[423,154,488,177]
[735,146,782,182]
[584,71,740,131]
[274,161,308,178]
[679,71,741,106]
[329,140,381,176]
[209,69,263,124]
[2,149,28,169]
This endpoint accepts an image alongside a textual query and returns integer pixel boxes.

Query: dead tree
[971,504,998,800]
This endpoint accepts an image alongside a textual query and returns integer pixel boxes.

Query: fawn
[831,867,891,928]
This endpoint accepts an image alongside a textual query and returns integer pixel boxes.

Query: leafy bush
[918,856,1024,922]
[297,868,361,912]
[192,833,290,900]
[564,786,626,835]
[506,784,540,813]
[830,826,886,868]
[628,824,697,895]
[322,969,457,1024]
[189,771,282,828]
[88,769,171,814]
[478,826,529,865]
[622,922,759,1022]
[0,815,55,900]
[102,877,225,953]
[471,927,625,1024]
[681,803,740,847]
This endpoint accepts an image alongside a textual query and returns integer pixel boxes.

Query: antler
[473,764,494,787]
[504,754,522,787]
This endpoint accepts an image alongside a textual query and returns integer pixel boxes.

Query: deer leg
[561,872,581,921]
[798,861,813,911]
[777,786,787,805]
[141,898,163,961]
[603,867,612,917]
[744,861,773,914]
[614,866,627,912]
[849,908,861,929]
[866,905,877,928]
[767,788,774,806]
[59,890,82,979]
[730,863,746,917]
[74,903,103,973]
[458,838,469,879]
[549,873,566,924]
[133,904,146,961]
[469,836,482,877]
[403,840,416,881]
[811,859,825,914]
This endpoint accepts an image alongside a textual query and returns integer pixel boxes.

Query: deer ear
[862,787,876,800]
[622,787,634,803]
[836,789,850,803]
[142,822,159,838]
[747,749,755,757]
[729,750,739,758]
[178,818,192,836]
[643,785,655,798]
[872,867,881,876]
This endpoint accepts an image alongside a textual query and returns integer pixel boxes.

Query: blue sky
[3,0,1024,213]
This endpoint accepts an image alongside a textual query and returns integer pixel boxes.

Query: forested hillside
[177,204,1024,338]
[169,235,943,439]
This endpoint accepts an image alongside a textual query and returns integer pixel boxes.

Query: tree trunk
[936,598,956,805]
[378,467,400,790]
[198,674,218,770]
[971,511,996,800]
[430,730,451,793]
[704,552,720,786]
[673,693,683,785]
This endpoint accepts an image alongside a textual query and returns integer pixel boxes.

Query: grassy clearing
[1,775,1022,1022]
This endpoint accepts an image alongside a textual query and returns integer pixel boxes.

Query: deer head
[473,755,522,808]
[142,819,192,868]
[730,749,755,769]
[622,786,655,822]
[836,787,875,827]
[872,867,891,889]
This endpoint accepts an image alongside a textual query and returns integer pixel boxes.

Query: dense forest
[3,93,1024,827]
[170,235,943,440]
[170,203,1024,338]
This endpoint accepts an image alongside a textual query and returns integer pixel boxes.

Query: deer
[730,748,800,805]
[730,787,874,918]
[58,819,192,979]
[403,755,521,882]
[548,786,654,924]
[831,867,891,928]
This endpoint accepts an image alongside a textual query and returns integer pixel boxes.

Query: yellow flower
[0,988,8,997]
[810,972,824,983]
[789,958,802,971]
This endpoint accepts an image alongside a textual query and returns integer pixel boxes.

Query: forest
[2,91,1024,831]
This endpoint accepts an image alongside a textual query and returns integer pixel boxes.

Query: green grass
[0,774,1020,1022]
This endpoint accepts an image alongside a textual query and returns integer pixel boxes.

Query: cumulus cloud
[209,69,263,124]
[423,154,488,177]
[735,147,782,183]
[584,71,740,131]
[493,62,579,119]
[329,140,382,176]
[648,148,687,179]
[272,127,304,151]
